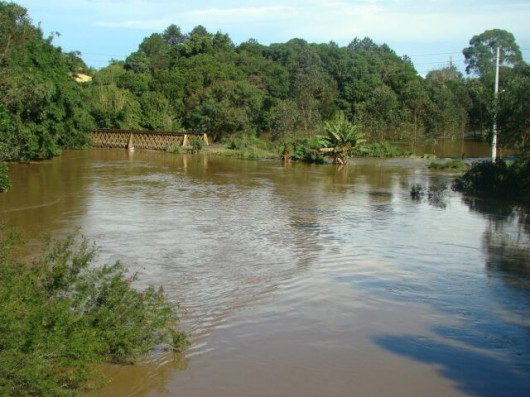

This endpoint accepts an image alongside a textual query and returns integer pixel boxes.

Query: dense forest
[0,1,529,165]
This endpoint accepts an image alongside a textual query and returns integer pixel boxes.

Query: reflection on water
[1,149,529,396]
[465,199,530,280]
[375,199,530,397]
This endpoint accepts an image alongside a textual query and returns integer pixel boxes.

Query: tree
[424,66,470,139]
[0,2,93,161]
[139,91,173,130]
[496,64,530,158]
[181,25,213,57]
[270,99,300,141]
[401,79,431,141]
[463,29,523,76]
[139,33,169,70]
[320,113,365,164]
[0,1,34,65]
[163,24,186,46]
[356,85,399,141]
[185,80,265,140]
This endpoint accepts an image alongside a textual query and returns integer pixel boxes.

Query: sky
[15,0,530,74]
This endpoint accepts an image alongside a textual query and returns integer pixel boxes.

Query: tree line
[0,1,528,165]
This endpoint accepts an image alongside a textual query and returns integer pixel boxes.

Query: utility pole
[492,46,500,161]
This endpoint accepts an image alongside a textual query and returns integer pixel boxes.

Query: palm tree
[320,114,365,164]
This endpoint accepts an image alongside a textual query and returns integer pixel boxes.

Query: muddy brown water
[1,147,529,397]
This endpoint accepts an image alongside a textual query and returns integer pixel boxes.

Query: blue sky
[16,0,530,74]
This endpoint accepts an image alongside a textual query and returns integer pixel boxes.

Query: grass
[429,159,469,172]
[359,142,406,158]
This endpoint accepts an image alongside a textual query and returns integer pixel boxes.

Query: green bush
[452,160,530,200]
[225,135,273,151]
[359,142,404,157]
[165,144,181,154]
[0,162,10,192]
[0,228,187,396]
[222,135,278,160]
[429,159,469,172]
[189,136,204,153]
[287,137,325,163]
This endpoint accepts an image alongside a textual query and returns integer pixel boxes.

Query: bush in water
[0,227,187,396]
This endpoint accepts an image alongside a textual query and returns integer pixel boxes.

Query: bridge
[91,129,209,150]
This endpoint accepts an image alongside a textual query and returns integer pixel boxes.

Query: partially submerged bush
[429,159,469,172]
[0,162,10,192]
[285,137,325,164]
[223,135,278,160]
[187,136,204,153]
[452,160,530,201]
[0,228,187,396]
[360,142,405,158]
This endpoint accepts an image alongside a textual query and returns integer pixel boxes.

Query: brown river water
[1,145,529,397]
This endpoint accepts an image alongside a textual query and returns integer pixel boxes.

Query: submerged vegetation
[0,162,9,192]
[360,142,406,158]
[453,160,530,202]
[0,228,187,396]
[319,114,366,164]
[429,159,469,172]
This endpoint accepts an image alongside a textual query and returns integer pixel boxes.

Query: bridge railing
[92,129,209,150]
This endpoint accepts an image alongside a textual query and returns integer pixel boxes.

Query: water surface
[1,149,529,396]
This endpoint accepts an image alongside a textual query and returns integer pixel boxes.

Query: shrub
[165,144,181,154]
[0,162,10,192]
[359,142,404,158]
[187,136,204,153]
[429,159,469,172]
[0,228,187,396]
[452,160,530,200]
[287,137,325,163]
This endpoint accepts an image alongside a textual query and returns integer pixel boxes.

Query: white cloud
[14,0,530,68]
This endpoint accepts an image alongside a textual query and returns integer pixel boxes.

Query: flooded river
[1,148,529,396]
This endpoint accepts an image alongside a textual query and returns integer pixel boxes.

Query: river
[1,147,529,396]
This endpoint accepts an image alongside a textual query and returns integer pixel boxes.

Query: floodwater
[1,147,529,397]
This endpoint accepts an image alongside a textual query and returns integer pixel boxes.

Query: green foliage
[2,3,528,161]
[187,136,204,153]
[0,2,93,161]
[0,229,187,396]
[0,162,10,192]
[496,64,530,158]
[224,135,277,159]
[270,99,301,141]
[320,113,365,164]
[424,66,471,139]
[463,29,523,77]
[165,143,181,154]
[453,160,530,201]
[140,91,172,130]
[359,142,404,158]
[283,136,325,163]
[428,159,469,172]
[185,79,265,140]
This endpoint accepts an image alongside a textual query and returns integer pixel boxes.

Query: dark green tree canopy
[1,1,528,159]
[163,24,186,46]
[463,29,523,76]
